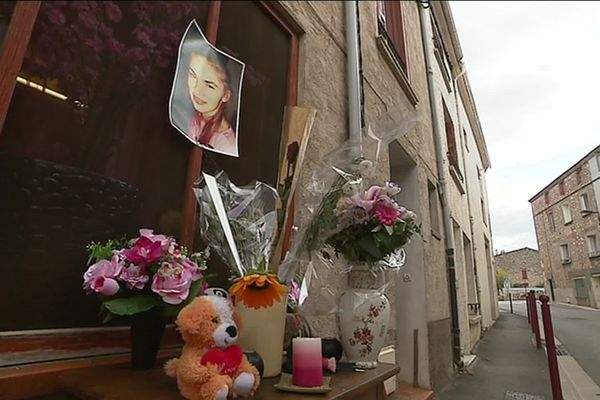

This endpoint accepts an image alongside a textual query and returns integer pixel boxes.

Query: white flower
[358,160,375,179]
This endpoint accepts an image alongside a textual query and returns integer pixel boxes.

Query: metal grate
[504,391,546,400]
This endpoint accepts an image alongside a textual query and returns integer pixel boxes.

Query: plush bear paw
[233,372,255,396]
[215,385,228,400]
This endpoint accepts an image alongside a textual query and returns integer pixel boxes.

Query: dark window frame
[0,0,300,370]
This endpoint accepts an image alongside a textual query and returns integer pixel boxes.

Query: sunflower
[229,273,287,309]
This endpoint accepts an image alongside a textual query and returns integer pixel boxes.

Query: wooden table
[58,363,399,400]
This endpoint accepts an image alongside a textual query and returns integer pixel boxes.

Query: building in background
[0,1,497,396]
[530,145,600,308]
[494,247,543,289]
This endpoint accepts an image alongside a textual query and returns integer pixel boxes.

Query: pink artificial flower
[181,258,203,281]
[83,255,123,296]
[374,202,400,226]
[119,264,149,290]
[139,228,169,247]
[365,185,382,201]
[288,280,301,306]
[123,236,162,265]
[151,262,194,305]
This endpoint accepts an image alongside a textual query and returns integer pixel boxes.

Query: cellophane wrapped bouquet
[277,114,421,313]
[194,171,286,309]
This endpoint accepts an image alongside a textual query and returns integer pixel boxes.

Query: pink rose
[120,264,149,290]
[151,262,194,305]
[181,258,203,281]
[139,228,169,246]
[123,236,162,265]
[83,255,123,296]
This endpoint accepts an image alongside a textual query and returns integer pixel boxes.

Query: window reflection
[0,1,208,330]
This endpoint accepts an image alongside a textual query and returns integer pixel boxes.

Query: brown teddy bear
[165,293,260,400]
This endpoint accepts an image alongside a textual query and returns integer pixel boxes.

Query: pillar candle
[292,338,323,387]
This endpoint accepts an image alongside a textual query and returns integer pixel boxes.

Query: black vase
[130,310,166,370]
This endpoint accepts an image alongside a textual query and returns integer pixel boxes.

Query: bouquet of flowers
[83,229,209,320]
[194,171,286,309]
[325,181,419,268]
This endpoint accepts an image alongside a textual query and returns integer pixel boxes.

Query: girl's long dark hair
[177,32,237,146]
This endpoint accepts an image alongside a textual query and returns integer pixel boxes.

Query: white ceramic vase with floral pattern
[337,289,390,369]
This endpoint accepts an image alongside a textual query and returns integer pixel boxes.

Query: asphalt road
[499,300,600,387]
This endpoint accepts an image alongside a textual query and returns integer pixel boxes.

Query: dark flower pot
[130,310,166,370]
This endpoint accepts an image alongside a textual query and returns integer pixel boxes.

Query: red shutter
[384,1,407,70]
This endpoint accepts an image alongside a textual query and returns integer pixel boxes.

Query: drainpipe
[345,0,363,151]
[418,1,463,368]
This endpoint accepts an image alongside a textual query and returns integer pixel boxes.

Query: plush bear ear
[204,287,230,300]
[176,297,213,338]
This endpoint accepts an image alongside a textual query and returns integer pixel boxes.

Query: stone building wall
[493,247,543,288]
[530,146,600,307]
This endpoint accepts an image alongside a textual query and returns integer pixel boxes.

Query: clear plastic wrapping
[194,171,279,277]
[278,113,422,314]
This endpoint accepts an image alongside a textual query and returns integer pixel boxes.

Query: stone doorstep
[389,383,434,400]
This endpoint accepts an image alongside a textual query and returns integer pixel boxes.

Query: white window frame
[560,244,571,264]
[580,193,592,212]
[587,234,600,258]
[562,204,572,224]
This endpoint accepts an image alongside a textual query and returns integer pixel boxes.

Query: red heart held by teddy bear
[201,345,243,377]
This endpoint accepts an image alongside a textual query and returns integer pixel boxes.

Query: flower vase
[236,294,287,377]
[337,289,390,369]
[130,310,166,370]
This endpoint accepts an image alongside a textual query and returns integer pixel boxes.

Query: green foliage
[495,267,508,291]
[326,218,420,264]
[103,295,161,316]
[86,238,127,265]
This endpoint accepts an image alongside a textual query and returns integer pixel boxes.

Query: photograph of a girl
[169,20,244,157]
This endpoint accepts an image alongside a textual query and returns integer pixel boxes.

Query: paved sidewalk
[437,312,551,400]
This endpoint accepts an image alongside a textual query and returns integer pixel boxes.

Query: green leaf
[103,296,161,316]
[357,235,383,260]
[384,225,394,235]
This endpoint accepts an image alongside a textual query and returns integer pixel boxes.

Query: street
[499,300,600,387]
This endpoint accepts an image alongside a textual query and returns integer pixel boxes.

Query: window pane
[0,2,209,330]
[0,1,14,44]
[208,1,290,187]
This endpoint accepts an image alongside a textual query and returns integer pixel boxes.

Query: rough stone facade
[530,146,600,308]
[494,247,543,288]
[279,0,497,390]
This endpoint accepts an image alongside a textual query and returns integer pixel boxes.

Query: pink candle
[292,338,324,387]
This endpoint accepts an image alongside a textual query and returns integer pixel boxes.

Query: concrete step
[388,384,434,400]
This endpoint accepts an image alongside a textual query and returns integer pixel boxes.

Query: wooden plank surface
[58,362,399,400]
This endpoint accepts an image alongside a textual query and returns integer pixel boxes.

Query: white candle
[292,337,323,387]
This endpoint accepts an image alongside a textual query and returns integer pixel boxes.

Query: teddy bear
[165,292,260,400]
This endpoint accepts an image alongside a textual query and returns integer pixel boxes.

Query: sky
[450,1,600,252]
